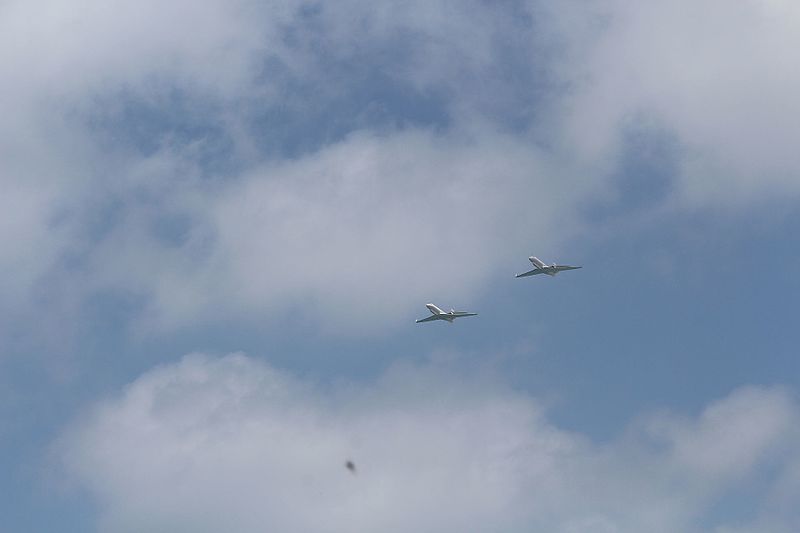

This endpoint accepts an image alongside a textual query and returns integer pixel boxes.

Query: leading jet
[516,256,582,278]
[416,303,477,323]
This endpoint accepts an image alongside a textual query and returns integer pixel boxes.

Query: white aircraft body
[516,256,582,278]
[416,303,477,323]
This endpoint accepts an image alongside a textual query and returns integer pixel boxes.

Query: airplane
[416,303,477,323]
[516,256,582,278]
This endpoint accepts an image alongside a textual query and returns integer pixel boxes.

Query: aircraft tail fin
[426,303,444,315]
[529,256,546,268]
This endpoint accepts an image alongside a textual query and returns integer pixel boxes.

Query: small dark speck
[345,460,356,474]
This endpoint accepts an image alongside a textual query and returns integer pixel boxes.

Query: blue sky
[2,1,800,531]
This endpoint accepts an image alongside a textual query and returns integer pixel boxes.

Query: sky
[1,0,800,531]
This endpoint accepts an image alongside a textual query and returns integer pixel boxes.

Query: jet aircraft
[516,256,582,278]
[415,303,477,323]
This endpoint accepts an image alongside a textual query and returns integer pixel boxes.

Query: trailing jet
[516,256,582,278]
[416,303,477,323]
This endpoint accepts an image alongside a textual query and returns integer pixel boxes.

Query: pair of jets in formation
[415,256,581,324]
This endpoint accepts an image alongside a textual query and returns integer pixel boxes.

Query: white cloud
[0,0,285,100]
[647,386,796,480]
[549,0,800,205]
[3,0,800,339]
[0,0,591,338]
[83,129,590,333]
[58,353,800,533]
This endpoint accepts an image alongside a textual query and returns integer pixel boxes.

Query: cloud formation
[0,0,584,338]
[98,129,589,332]
[2,0,800,339]
[59,353,800,533]
[550,0,800,204]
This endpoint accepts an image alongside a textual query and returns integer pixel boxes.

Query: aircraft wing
[554,265,582,272]
[416,315,441,323]
[451,312,477,317]
[516,268,545,278]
